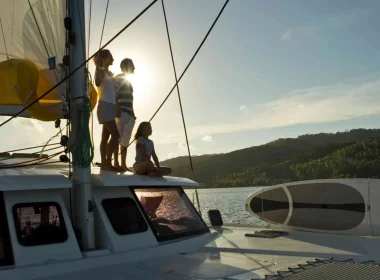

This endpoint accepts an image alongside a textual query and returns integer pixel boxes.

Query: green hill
[161,129,380,187]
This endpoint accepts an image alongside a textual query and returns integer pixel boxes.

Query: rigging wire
[45,3,59,62]
[113,0,230,160]
[27,0,62,102]
[87,0,95,166]
[0,146,63,163]
[0,0,158,129]
[150,0,229,122]
[0,143,60,155]
[0,18,9,59]
[28,0,51,58]
[87,0,92,67]
[160,0,201,214]
[0,151,64,168]
[99,0,110,49]
[39,123,68,157]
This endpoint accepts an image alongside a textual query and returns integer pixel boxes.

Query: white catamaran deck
[30,225,380,280]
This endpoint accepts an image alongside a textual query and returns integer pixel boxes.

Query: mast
[68,0,95,250]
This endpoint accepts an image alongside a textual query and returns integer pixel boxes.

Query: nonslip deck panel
[264,259,380,280]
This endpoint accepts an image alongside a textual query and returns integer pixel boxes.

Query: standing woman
[94,49,120,172]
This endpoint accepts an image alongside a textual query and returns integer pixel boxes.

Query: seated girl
[133,122,172,176]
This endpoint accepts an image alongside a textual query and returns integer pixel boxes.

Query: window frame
[102,197,149,235]
[12,201,68,247]
[131,186,210,242]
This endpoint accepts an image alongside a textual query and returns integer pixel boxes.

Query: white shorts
[116,112,135,147]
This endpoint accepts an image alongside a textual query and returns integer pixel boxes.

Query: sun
[108,57,152,99]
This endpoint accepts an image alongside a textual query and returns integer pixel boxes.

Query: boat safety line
[113,0,230,161]
[149,0,230,122]
[0,143,60,155]
[161,0,201,213]
[0,0,158,128]
[0,151,64,168]
[87,0,92,67]
[99,0,110,49]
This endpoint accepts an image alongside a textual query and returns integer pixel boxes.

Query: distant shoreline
[183,185,264,190]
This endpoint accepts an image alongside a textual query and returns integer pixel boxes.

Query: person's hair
[134,122,151,140]
[120,58,133,71]
[93,49,111,67]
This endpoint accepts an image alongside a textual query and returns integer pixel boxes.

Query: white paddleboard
[246,178,380,236]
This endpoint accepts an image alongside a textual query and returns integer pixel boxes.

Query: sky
[1,0,380,167]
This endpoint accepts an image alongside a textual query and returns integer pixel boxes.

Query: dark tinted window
[0,192,13,266]
[102,198,148,235]
[132,187,209,242]
[13,202,68,246]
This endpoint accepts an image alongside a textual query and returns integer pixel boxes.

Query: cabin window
[132,186,209,242]
[102,198,148,235]
[12,202,68,246]
[0,192,13,266]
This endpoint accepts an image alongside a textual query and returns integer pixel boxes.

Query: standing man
[113,58,136,172]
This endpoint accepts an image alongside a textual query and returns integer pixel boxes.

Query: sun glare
[108,55,154,100]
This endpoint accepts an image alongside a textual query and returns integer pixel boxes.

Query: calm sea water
[184,186,266,226]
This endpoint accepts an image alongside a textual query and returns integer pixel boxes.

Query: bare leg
[120,145,129,171]
[155,167,172,176]
[102,120,120,172]
[148,167,172,177]
[134,161,154,175]
[113,144,120,168]
[100,125,110,167]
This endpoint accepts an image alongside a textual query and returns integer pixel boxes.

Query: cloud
[240,105,247,111]
[280,10,367,42]
[11,118,45,133]
[185,77,380,138]
[167,153,176,159]
[280,26,317,41]
[201,135,213,142]
[281,30,292,41]
[179,142,196,150]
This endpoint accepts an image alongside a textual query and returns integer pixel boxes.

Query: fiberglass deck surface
[133,225,380,280]
[37,225,380,280]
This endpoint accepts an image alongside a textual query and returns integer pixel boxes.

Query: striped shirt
[114,74,135,118]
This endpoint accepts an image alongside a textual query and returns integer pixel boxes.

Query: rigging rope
[0,18,9,59]
[71,98,94,168]
[99,0,110,49]
[161,0,201,214]
[0,0,158,129]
